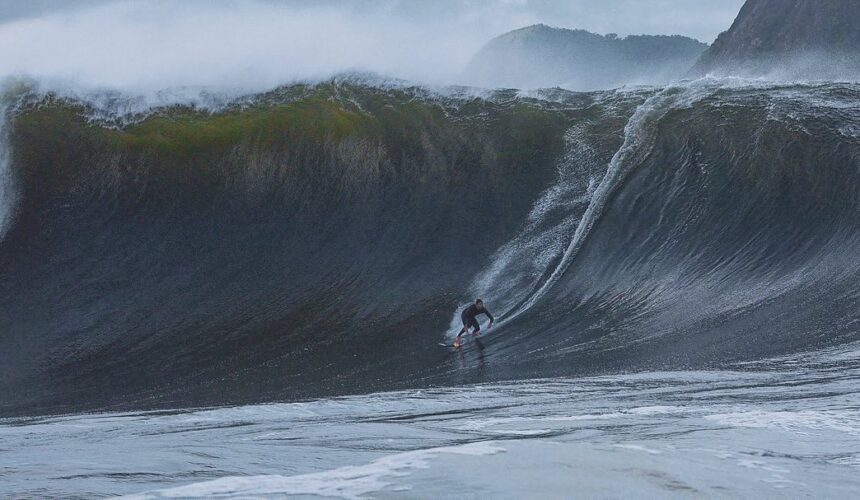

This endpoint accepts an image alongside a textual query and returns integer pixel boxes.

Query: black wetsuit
[458,304,494,337]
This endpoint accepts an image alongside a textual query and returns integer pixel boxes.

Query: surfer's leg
[458,316,471,338]
[455,320,469,347]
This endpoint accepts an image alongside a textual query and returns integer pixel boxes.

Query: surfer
[454,299,494,348]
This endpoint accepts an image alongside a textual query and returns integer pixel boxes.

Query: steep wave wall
[2,80,860,416]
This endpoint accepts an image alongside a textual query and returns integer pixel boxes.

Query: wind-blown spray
[0,102,17,240]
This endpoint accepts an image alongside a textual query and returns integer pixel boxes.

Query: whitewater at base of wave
[2,343,859,499]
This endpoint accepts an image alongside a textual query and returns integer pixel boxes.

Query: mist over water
[0,3,450,93]
[0,0,509,94]
[0,0,749,97]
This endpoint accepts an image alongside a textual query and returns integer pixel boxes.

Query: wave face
[483,82,860,374]
[2,80,860,416]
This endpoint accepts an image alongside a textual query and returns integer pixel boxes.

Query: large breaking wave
[2,78,860,416]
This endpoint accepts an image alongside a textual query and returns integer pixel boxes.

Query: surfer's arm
[485,310,494,326]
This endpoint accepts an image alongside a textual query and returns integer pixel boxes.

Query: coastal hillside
[464,24,707,90]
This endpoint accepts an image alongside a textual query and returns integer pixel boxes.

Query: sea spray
[0,102,17,240]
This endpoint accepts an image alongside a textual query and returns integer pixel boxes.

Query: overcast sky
[0,0,744,42]
[0,0,746,93]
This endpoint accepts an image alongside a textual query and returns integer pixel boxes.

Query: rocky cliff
[690,0,860,79]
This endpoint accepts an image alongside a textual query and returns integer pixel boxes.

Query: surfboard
[439,342,458,348]
[439,332,481,348]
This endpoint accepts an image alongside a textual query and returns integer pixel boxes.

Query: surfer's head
[475,299,484,310]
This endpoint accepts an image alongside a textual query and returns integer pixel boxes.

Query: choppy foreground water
[3,343,859,499]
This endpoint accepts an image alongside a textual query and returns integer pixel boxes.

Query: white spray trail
[450,81,722,334]
[0,102,17,241]
[446,115,607,337]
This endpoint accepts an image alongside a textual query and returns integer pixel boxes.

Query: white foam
[613,444,663,455]
[125,441,505,499]
[458,406,688,435]
[626,405,687,415]
[705,410,860,436]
